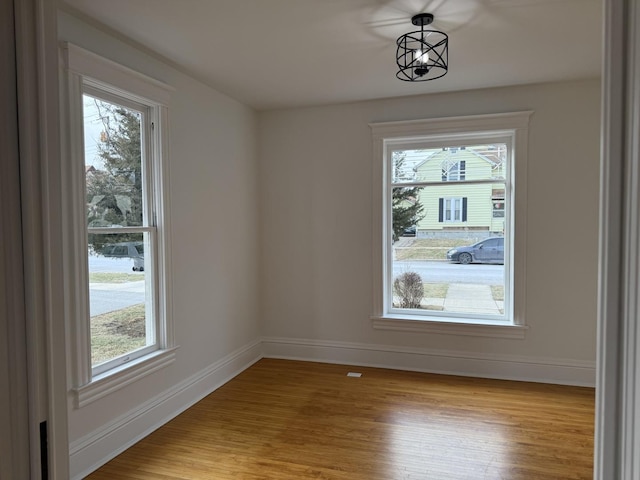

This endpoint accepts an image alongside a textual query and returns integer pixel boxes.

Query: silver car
[446,237,504,265]
[101,241,145,271]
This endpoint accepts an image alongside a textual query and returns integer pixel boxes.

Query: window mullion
[391,178,501,188]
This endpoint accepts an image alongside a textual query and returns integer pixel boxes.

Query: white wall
[258,80,600,381]
[58,11,262,477]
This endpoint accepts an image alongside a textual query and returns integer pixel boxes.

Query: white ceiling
[61,0,603,111]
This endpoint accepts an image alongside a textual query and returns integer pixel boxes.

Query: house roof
[411,147,501,172]
[60,0,602,110]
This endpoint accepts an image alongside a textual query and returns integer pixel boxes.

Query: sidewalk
[443,283,503,315]
[419,283,503,315]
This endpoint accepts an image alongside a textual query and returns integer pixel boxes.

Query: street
[85,256,502,316]
[88,254,145,316]
[89,254,138,273]
[393,260,504,285]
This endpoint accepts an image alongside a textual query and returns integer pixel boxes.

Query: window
[440,197,467,222]
[442,158,466,181]
[83,91,158,375]
[370,113,531,337]
[62,44,176,406]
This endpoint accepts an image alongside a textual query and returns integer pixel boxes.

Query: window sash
[384,139,514,323]
[82,83,161,377]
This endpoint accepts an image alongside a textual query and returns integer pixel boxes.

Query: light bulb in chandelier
[414,49,430,76]
[414,49,429,64]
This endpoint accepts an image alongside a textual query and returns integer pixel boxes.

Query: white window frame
[442,160,465,181]
[442,197,464,223]
[370,112,531,338]
[60,43,177,407]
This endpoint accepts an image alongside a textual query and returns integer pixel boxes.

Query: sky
[83,94,106,169]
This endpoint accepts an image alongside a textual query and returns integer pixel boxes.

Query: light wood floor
[86,359,595,479]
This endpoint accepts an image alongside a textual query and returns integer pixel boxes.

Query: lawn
[91,303,146,365]
[423,283,449,298]
[89,272,144,283]
[394,238,475,261]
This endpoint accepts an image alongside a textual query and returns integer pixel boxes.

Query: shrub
[393,272,424,308]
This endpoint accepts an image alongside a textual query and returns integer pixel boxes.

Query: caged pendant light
[396,13,448,82]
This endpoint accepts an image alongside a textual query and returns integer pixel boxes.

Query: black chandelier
[396,13,448,82]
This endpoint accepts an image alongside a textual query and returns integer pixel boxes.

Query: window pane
[392,145,506,184]
[392,178,507,317]
[88,232,153,367]
[83,95,144,227]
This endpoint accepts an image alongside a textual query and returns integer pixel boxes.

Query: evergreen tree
[86,99,143,253]
[391,152,425,242]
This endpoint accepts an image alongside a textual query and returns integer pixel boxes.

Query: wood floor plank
[85,359,594,479]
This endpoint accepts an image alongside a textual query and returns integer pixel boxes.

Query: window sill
[73,346,179,408]
[371,315,527,339]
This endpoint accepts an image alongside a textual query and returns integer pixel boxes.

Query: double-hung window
[441,197,466,223]
[371,113,531,337]
[61,44,176,406]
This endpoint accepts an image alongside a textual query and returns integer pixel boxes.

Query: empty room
[5,0,640,479]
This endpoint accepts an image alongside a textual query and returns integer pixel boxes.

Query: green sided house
[409,146,506,237]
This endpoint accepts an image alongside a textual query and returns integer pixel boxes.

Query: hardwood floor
[86,359,595,479]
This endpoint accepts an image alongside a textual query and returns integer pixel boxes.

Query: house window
[442,159,466,181]
[62,43,176,406]
[370,112,531,336]
[83,91,158,375]
[440,197,467,222]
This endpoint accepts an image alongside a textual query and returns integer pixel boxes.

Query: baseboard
[69,338,263,480]
[261,336,596,387]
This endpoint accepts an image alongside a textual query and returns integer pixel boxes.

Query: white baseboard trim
[69,338,263,480]
[262,337,596,387]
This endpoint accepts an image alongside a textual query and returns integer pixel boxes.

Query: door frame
[596,0,640,478]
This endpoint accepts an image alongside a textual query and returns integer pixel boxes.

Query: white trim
[623,3,640,474]
[371,316,527,338]
[594,0,640,480]
[262,337,595,387]
[74,347,178,408]
[69,339,262,480]
[153,104,174,349]
[370,112,531,328]
[370,111,533,139]
[61,42,173,106]
[1,2,30,476]
[16,0,71,477]
[597,0,640,477]
[441,196,464,223]
[60,61,92,387]
[60,43,175,392]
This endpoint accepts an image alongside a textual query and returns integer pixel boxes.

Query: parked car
[402,226,416,237]
[101,241,145,271]
[446,237,504,264]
